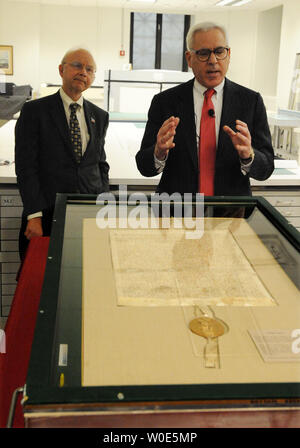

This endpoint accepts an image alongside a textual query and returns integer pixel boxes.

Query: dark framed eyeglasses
[190,47,230,62]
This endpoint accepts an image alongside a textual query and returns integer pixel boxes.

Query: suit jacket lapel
[177,79,198,172]
[218,78,237,153]
[82,99,97,160]
[49,91,77,160]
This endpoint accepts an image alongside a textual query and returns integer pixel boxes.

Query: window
[130,12,190,71]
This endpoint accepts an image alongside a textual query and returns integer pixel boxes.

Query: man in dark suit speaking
[15,48,109,259]
[136,22,274,197]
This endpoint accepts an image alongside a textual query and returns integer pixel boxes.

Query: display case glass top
[25,194,300,409]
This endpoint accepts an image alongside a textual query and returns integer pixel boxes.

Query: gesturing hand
[154,116,180,161]
[223,120,253,160]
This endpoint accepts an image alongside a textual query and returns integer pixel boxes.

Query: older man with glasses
[15,48,109,260]
[136,22,274,198]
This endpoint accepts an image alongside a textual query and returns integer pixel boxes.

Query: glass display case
[103,69,193,114]
[24,194,300,427]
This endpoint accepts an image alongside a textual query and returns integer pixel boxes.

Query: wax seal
[189,316,226,339]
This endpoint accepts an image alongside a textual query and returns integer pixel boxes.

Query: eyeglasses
[190,47,230,62]
[64,61,96,75]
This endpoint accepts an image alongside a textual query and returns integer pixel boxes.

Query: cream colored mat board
[82,218,300,387]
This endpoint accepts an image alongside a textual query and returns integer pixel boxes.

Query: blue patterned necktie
[69,103,82,163]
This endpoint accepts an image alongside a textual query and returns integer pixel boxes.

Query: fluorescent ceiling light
[215,0,236,5]
[215,0,252,6]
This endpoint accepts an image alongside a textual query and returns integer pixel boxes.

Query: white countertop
[1,119,300,188]
[267,109,300,128]
[0,120,17,183]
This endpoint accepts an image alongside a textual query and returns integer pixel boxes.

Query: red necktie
[199,89,216,195]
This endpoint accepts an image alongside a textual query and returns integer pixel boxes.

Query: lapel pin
[91,117,96,124]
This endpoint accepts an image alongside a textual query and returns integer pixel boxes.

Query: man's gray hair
[186,22,228,51]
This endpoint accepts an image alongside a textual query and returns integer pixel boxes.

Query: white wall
[0,1,132,92]
[0,0,296,110]
[0,1,41,90]
[253,6,282,97]
[277,0,300,108]
[39,5,132,87]
[191,10,258,89]
[0,1,264,95]
[39,5,102,85]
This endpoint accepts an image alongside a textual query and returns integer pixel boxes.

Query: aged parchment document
[109,218,276,307]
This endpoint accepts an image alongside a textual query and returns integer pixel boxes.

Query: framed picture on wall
[0,45,13,75]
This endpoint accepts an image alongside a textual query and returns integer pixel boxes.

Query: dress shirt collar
[59,87,84,109]
[193,78,225,97]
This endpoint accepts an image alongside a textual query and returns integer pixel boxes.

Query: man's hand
[24,217,43,240]
[154,116,180,161]
[223,120,253,159]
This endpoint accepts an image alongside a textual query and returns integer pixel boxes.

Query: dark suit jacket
[15,91,109,216]
[136,78,274,196]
